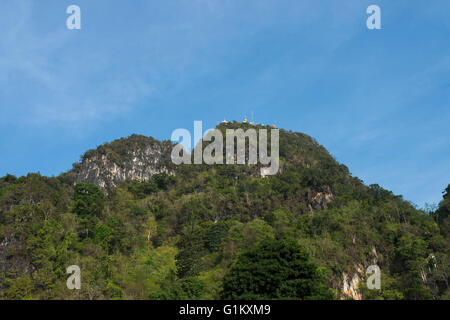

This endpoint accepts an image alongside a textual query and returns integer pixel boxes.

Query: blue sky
[0,0,449,207]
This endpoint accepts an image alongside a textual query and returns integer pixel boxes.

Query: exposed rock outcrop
[307,190,334,212]
[342,271,362,300]
[341,247,380,300]
[68,135,175,193]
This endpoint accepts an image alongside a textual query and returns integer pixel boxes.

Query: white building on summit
[219,117,270,126]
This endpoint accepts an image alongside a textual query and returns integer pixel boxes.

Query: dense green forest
[0,122,448,300]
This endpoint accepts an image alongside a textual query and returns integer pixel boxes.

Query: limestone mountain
[66,122,339,211]
[66,134,176,193]
[0,121,448,300]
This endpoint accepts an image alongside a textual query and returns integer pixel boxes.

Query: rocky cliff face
[68,134,175,193]
[309,190,334,212]
[340,247,379,300]
[342,271,363,300]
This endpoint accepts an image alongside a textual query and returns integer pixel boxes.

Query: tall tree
[221,238,334,300]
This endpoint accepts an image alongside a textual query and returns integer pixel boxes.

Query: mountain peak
[67,134,175,192]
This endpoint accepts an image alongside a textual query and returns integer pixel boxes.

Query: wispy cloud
[0,2,155,128]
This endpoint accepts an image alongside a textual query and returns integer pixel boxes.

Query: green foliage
[73,183,105,238]
[7,275,34,300]
[360,272,404,300]
[435,184,450,236]
[176,231,207,278]
[126,173,175,199]
[221,238,334,300]
[149,276,206,300]
[205,222,228,252]
[73,183,105,218]
[0,125,448,300]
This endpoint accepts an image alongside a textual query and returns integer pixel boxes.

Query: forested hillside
[0,122,448,300]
